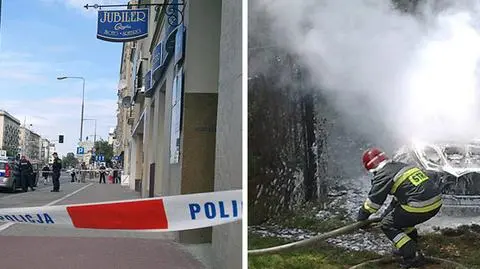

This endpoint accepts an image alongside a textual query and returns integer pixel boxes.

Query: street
[0,173,207,269]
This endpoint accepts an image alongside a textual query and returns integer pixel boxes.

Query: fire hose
[248,217,468,268]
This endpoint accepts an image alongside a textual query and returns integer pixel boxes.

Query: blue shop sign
[152,29,180,81]
[144,70,153,96]
[152,42,163,74]
[174,24,185,65]
[97,9,149,42]
[145,70,152,90]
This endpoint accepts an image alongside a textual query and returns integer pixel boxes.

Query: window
[169,67,184,164]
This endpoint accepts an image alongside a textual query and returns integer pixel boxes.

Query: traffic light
[59,135,64,143]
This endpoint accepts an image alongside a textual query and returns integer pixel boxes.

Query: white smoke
[250,0,480,148]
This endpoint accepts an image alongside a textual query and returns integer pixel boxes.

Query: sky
[0,0,127,157]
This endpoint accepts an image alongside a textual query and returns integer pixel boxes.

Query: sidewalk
[0,181,210,269]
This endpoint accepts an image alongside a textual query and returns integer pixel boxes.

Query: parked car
[0,159,14,192]
[0,159,41,192]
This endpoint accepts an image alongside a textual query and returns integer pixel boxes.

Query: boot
[399,252,426,268]
[391,248,402,257]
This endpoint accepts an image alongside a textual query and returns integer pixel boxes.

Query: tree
[62,152,78,168]
[94,140,114,166]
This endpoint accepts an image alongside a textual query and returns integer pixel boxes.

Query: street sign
[0,150,6,158]
[76,147,85,155]
[95,155,104,162]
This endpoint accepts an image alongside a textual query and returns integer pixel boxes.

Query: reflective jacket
[360,161,442,218]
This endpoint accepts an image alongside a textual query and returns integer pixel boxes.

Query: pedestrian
[51,152,62,192]
[42,164,50,184]
[70,166,76,182]
[357,148,443,269]
[80,162,87,183]
[99,164,106,184]
[11,154,21,191]
[113,166,119,184]
[19,155,35,192]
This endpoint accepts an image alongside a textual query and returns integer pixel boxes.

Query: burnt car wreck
[393,140,480,214]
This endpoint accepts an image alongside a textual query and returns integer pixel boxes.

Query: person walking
[41,164,50,184]
[99,164,106,184]
[51,152,62,192]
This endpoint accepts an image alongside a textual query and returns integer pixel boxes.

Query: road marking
[0,222,14,231]
[45,183,94,206]
[0,183,94,232]
[0,174,69,201]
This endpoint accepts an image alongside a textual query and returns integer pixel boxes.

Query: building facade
[114,1,242,268]
[19,126,41,161]
[48,143,56,164]
[41,138,50,164]
[108,127,115,145]
[0,110,20,157]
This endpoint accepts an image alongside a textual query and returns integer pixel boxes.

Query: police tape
[0,190,242,231]
[42,169,123,173]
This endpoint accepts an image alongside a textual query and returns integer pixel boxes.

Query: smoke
[250,0,480,148]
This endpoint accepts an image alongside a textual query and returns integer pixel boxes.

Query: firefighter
[357,148,442,268]
[19,155,34,192]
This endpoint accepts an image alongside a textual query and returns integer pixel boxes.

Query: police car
[0,158,15,192]
[0,158,40,192]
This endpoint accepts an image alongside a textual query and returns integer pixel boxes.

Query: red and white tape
[0,190,242,231]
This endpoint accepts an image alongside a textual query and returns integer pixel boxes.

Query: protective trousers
[381,206,440,259]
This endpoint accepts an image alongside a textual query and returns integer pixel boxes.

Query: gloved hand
[356,207,371,222]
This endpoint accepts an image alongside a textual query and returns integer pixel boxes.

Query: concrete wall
[211,0,243,268]
[183,0,222,94]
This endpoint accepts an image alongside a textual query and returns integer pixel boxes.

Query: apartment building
[115,1,242,268]
[40,138,51,164]
[48,143,56,164]
[0,110,20,157]
[19,126,41,161]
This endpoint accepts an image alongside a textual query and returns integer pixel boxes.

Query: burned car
[393,140,480,212]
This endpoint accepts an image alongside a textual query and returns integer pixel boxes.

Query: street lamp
[57,76,86,143]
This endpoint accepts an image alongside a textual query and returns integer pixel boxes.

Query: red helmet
[362,148,389,172]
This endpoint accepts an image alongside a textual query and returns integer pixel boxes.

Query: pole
[80,78,85,142]
[22,117,26,155]
[94,120,97,146]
